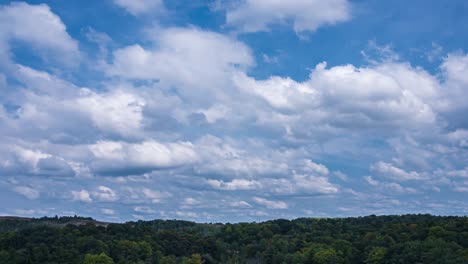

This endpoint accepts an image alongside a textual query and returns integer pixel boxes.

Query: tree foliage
[0,214,467,263]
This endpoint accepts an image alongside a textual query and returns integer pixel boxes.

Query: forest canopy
[0,214,467,263]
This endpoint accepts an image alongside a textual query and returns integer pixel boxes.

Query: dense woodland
[0,214,467,263]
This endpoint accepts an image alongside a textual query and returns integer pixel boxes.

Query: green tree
[83,253,114,264]
[313,248,343,264]
[365,247,387,264]
[159,255,177,264]
[188,253,203,264]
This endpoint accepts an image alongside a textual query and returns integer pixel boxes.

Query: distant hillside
[0,215,111,232]
[0,214,467,263]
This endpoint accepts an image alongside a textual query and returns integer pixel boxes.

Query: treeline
[0,214,467,263]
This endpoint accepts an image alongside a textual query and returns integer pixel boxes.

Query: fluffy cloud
[141,188,171,203]
[106,27,253,103]
[75,89,145,137]
[134,206,156,214]
[71,190,92,203]
[0,2,79,64]
[364,176,417,194]
[225,0,351,33]
[253,197,288,209]
[447,129,468,147]
[291,174,338,194]
[2,1,468,220]
[371,162,425,181]
[92,186,118,202]
[101,208,115,215]
[89,140,198,175]
[0,146,74,177]
[207,179,260,191]
[195,136,289,177]
[443,168,468,178]
[113,0,164,16]
[235,61,438,135]
[442,53,468,86]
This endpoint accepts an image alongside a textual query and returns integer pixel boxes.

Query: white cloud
[454,186,468,193]
[75,89,145,137]
[447,129,468,147]
[142,188,170,203]
[183,197,200,205]
[101,208,115,215]
[195,136,289,177]
[225,0,351,33]
[113,0,164,16]
[106,27,253,102]
[92,186,118,202]
[292,174,338,194]
[175,211,198,218]
[207,179,260,191]
[13,186,40,200]
[303,160,329,175]
[89,140,198,175]
[364,176,379,186]
[196,105,230,123]
[0,2,79,63]
[14,147,51,169]
[71,190,92,203]
[234,73,318,110]
[234,61,439,135]
[442,53,468,85]
[0,146,75,177]
[371,162,425,181]
[229,200,252,208]
[444,168,468,178]
[134,206,156,214]
[261,174,338,195]
[253,197,288,209]
[364,176,418,194]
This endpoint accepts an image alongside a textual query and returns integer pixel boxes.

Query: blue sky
[1,0,468,222]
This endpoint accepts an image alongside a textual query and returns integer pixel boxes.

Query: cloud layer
[1,1,468,222]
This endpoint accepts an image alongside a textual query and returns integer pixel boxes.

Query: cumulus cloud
[364,176,417,194]
[291,174,338,194]
[89,140,198,175]
[0,146,74,177]
[235,61,438,135]
[442,53,468,86]
[207,179,260,191]
[0,2,79,64]
[182,197,200,206]
[113,0,164,16]
[101,208,115,215]
[443,168,468,178]
[36,157,76,177]
[229,201,252,208]
[440,53,468,127]
[134,206,156,214]
[71,190,92,203]
[225,0,351,33]
[2,1,468,220]
[75,89,145,137]
[447,129,468,147]
[195,135,289,177]
[141,188,171,203]
[253,197,288,209]
[371,162,425,181]
[106,27,253,103]
[92,186,118,202]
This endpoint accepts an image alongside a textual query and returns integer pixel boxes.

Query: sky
[0,0,468,223]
